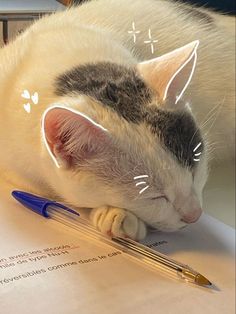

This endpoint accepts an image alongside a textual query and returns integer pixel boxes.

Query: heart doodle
[21,90,31,99]
[31,92,39,105]
[21,89,39,113]
[23,103,31,113]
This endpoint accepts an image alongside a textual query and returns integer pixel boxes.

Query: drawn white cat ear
[137,40,199,104]
[42,106,109,169]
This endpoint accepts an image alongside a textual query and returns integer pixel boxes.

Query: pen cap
[11,190,77,218]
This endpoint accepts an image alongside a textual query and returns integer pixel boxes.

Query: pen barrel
[111,237,182,272]
[46,205,198,281]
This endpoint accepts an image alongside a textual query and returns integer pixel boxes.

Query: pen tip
[195,274,212,287]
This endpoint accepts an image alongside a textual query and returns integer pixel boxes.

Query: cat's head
[42,40,208,232]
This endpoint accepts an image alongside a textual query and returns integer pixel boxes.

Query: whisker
[189,99,225,155]
[193,142,202,152]
[204,139,223,160]
[200,99,225,135]
[139,185,150,194]
[135,181,147,186]
[199,103,221,129]
[134,175,149,180]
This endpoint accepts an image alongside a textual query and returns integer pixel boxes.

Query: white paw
[89,206,147,241]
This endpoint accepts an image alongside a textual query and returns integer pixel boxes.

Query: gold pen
[12,190,212,288]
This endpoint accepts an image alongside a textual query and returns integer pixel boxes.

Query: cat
[0,0,234,240]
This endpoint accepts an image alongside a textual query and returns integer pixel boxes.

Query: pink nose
[182,208,202,223]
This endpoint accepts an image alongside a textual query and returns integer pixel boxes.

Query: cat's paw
[89,206,147,240]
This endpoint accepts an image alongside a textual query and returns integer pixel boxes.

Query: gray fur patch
[55,62,152,123]
[55,62,203,169]
[144,107,203,169]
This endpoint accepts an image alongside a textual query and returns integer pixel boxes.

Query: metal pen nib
[195,274,212,287]
[181,268,212,287]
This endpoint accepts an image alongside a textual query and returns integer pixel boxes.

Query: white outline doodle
[41,105,108,168]
[144,29,158,54]
[193,142,202,162]
[128,22,140,43]
[134,175,150,194]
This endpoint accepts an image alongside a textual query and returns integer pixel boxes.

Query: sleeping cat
[0,0,234,240]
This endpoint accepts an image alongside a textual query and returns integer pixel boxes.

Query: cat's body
[0,0,235,239]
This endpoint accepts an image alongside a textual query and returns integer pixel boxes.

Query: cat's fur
[0,0,235,240]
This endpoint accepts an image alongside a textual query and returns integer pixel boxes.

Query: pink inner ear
[137,40,199,104]
[165,51,197,104]
[43,107,109,168]
[43,108,77,167]
[44,108,66,145]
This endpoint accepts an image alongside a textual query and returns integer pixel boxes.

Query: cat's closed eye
[150,195,169,202]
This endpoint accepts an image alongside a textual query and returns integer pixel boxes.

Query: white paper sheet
[0,183,235,314]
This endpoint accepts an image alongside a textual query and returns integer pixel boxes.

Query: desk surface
[0,0,64,14]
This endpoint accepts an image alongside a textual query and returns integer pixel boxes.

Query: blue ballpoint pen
[11,190,212,287]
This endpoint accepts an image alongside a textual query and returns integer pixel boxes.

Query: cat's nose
[181,208,202,223]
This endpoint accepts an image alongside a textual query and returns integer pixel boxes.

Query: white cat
[0,0,234,240]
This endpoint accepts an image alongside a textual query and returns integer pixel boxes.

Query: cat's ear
[137,40,199,104]
[42,106,110,169]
